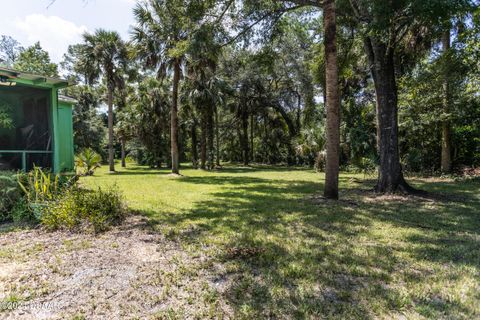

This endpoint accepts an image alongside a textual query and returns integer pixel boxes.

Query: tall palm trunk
[107,84,115,172]
[171,59,181,174]
[191,121,198,169]
[200,111,207,169]
[441,30,452,173]
[207,105,215,169]
[323,0,340,199]
[215,105,221,167]
[121,137,126,168]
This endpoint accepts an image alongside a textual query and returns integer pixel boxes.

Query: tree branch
[47,0,56,8]
[215,0,235,24]
[220,5,304,47]
[280,0,323,7]
[348,0,371,23]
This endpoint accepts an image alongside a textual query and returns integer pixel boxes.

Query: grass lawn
[78,164,480,319]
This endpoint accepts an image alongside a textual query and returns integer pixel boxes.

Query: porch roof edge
[0,67,74,88]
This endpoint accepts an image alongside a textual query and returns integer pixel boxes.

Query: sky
[0,0,137,62]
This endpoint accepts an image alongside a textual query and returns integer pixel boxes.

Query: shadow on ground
[136,171,480,319]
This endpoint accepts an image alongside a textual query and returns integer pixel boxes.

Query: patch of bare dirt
[0,216,232,319]
[309,186,469,211]
[458,166,480,177]
[309,195,359,207]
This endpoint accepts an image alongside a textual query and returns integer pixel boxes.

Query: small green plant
[314,150,327,172]
[11,198,35,223]
[43,186,126,233]
[18,166,60,203]
[75,148,102,176]
[358,157,376,178]
[17,166,76,220]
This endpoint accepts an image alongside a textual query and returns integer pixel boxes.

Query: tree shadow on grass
[109,167,171,176]
[344,178,480,317]
[137,173,480,318]
[140,176,395,318]
[213,164,314,174]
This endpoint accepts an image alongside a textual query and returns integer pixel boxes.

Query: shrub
[18,166,61,203]
[314,151,326,172]
[16,166,77,221]
[75,148,102,176]
[356,157,377,177]
[0,171,22,222]
[11,198,36,223]
[43,186,126,233]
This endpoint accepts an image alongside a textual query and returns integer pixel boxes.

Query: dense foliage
[0,35,23,67]
[13,42,58,77]
[0,165,125,233]
[80,0,475,176]
[0,0,478,188]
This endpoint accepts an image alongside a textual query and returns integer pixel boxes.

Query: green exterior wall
[57,101,75,172]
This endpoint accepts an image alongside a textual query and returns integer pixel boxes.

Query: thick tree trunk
[441,30,452,173]
[215,106,221,167]
[364,38,416,193]
[121,137,126,168]
[323,0,340,199]
[107,85,115,173]
[263,116,269,163]
[191,121,198,169]
[250,113,254,162]
[171,59,181,174]
[242,110,249,166]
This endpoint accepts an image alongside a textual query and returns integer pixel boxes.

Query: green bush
[42,186,126,233]
[16,166,78,222]
[0,171,22,222]
[11,198,36,223]
[75,148,102,176]
[18,166,62,203]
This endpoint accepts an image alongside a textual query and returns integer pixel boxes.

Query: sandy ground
[0,216,230,319]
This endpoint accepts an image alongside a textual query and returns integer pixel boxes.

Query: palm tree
[441,27,452,173]
[184,24,225,169]
[132,0,204,174]
[323,0,340,199]
[133,77,172,168]
[185,73,225,169]
[79,29,128,173]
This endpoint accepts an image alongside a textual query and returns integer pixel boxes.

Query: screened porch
[0,84,53,171]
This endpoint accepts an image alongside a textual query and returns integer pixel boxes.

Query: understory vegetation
[0,168,125,233]
[43,187,126,233]
[0,171,22,222]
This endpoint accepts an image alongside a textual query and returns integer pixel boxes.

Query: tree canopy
[13,42,58,77]
[27,0,479,194]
